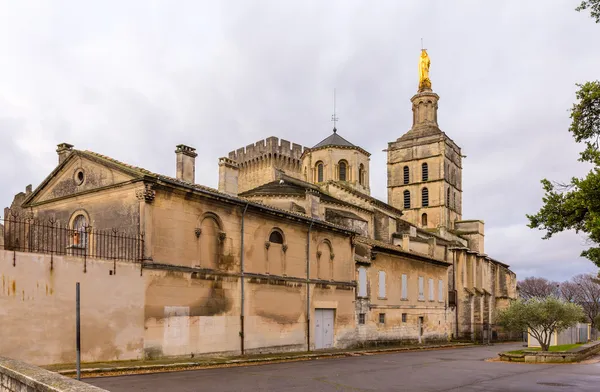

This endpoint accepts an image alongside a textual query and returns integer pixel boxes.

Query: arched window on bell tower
[316,161,324,183]
[446,188,450,206]
[422,162,428,182]
[338,160,348,181]
[421,213,428,227]
[403,190,411,209]
[403,166,409,184]
[359,164,365,186]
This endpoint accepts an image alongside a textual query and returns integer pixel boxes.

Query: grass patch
[505,343,583,355]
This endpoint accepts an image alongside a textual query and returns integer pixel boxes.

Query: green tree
[496,297,584,351]
[527,3,600,266]
[577,0,600,23]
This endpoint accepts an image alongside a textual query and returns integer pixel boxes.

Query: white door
[314,309,334,349]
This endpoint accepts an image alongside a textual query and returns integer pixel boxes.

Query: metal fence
[1,217,143,262]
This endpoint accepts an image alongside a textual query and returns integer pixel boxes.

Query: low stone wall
[499,341,600,363]
[0,356,107,392]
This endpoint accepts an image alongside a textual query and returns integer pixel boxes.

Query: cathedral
[218,49,517,340]
[1,50,517,365]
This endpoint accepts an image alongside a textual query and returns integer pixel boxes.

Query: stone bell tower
[387,49,463,229]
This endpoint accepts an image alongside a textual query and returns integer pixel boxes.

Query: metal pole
[240,203,249,355]
[76,282,81,380]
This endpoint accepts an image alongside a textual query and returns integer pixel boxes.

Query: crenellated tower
[218,137,308,195]
[387,49,463,229]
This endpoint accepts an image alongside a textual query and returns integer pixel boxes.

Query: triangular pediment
[25,151,142,206]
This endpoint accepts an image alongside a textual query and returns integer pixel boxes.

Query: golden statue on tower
[418,49,431,91]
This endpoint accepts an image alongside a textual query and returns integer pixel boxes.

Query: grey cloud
[0,0,598,280]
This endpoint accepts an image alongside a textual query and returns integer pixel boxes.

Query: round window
[75,169,85,185]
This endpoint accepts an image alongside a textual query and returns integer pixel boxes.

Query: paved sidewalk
[48,342,478,378]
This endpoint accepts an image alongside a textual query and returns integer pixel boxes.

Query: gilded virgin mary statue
[418,49,431,91]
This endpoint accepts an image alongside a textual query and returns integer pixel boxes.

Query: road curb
[56,343,476,377]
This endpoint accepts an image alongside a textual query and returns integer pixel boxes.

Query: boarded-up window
[421,213,428,227]
[401,274,408,300]
[378,271,386,298]
[438,280,444,302]
[358,267,367,297]
[429,278,434,301]
[418,276,424,300]
[403,166,409,184]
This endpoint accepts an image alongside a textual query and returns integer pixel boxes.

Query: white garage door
[314,308,334,349]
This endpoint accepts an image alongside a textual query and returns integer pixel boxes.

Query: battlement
[228,137,307,163]
[218,156,239,168]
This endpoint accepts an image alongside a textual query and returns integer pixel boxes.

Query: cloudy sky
[0,0,598,281]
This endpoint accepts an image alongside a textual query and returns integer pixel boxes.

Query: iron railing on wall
[0,217,143,262]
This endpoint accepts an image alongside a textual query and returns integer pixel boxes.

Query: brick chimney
[56,143,74,164]
[175,144,197,183]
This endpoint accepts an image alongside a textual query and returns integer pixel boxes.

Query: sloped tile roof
[312,130,356,148]
[23,148,356,235]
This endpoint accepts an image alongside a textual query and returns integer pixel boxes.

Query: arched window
[72,214,88,247]
[453,192,457,209]
[339,160,347,181]
[269,230,284,244]
[422,188,429,207]
[421,213,428,227]
[403,166,409,184]
[317,239,334,279]
[403,190,411,209]
[316,162,324,182]
[422,162,428,182]
[200,215,222,269]
[446,188,450,206]
[359,164,365,186]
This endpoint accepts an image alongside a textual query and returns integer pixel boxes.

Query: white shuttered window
[438,280,444,302]
[429,278,434,301]
[418,276,424,300]
[378,271,386,298]
[401,274,408,300]
[358,267,367,297]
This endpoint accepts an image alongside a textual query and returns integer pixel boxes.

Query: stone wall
[0,241,356,365]
[0,251,146,365]
[0,356,107,392]
[225,137,307,193]
[355,251,449,344]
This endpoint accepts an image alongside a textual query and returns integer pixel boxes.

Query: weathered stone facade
[2,51,517,364]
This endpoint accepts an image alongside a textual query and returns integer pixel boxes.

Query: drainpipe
[306,219,314,352]
[453,249,459,339]
[240,203,249,355]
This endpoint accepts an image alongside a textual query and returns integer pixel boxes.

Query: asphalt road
[87,343,600,392]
